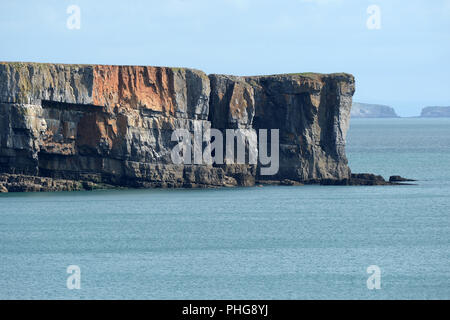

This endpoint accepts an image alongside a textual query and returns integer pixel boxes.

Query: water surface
[0,118,449,299]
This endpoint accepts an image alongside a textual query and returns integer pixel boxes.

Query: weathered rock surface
[209,73,354,183]
[420,106,450,118]
[351,102,399,118]
[0,62,389,192]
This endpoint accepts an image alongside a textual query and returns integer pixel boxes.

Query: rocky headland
[420,106,450,118]
[0,62,407,192]
[351,102,399,118]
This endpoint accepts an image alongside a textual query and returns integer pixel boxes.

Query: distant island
[351,102,399,118]
[420,106,450,118]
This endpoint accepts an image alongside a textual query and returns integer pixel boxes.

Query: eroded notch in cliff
[41,100,105,113]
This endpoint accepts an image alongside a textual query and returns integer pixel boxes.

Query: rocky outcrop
[420,106,450,118]
[351,102,399,118]
[389,175,416,183]
[321,174,415,186]
[0,62,360,192]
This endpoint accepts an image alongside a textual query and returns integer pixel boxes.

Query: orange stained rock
[93,65,176,115]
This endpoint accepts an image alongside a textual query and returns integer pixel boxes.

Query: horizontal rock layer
[0,62,356,192]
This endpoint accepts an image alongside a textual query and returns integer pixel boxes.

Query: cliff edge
[0,62,359,191]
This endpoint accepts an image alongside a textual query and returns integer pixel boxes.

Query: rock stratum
[351,102,399,118]
[0,62,397,192]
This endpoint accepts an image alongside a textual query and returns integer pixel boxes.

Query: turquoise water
[0,118,449,300]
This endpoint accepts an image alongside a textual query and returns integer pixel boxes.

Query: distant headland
[351,102,399,118]
[420,106,450,118]
[352,103,450,118]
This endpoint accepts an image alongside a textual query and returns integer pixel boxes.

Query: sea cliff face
[0,62,356,192]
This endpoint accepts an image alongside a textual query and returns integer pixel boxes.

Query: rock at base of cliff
[0,174,117,193]
[389,175,416,183]
[0,172,416,192]
[320,173,416,186]
[256,179,304,186]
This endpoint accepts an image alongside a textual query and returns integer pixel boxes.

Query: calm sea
[0,118,449,299]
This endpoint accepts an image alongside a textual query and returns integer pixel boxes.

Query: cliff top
[1,61,353,80]
[0,61,355,117]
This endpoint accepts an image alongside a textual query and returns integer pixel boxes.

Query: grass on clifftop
[244,72,352,79]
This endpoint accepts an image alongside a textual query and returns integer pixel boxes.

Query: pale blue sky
[1,0,449,116]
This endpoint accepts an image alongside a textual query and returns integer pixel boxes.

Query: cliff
[420,106,450,118]
[0,62,358,192]
[351,102,399,118]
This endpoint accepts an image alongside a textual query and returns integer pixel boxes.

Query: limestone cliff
[0,62,356,192]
